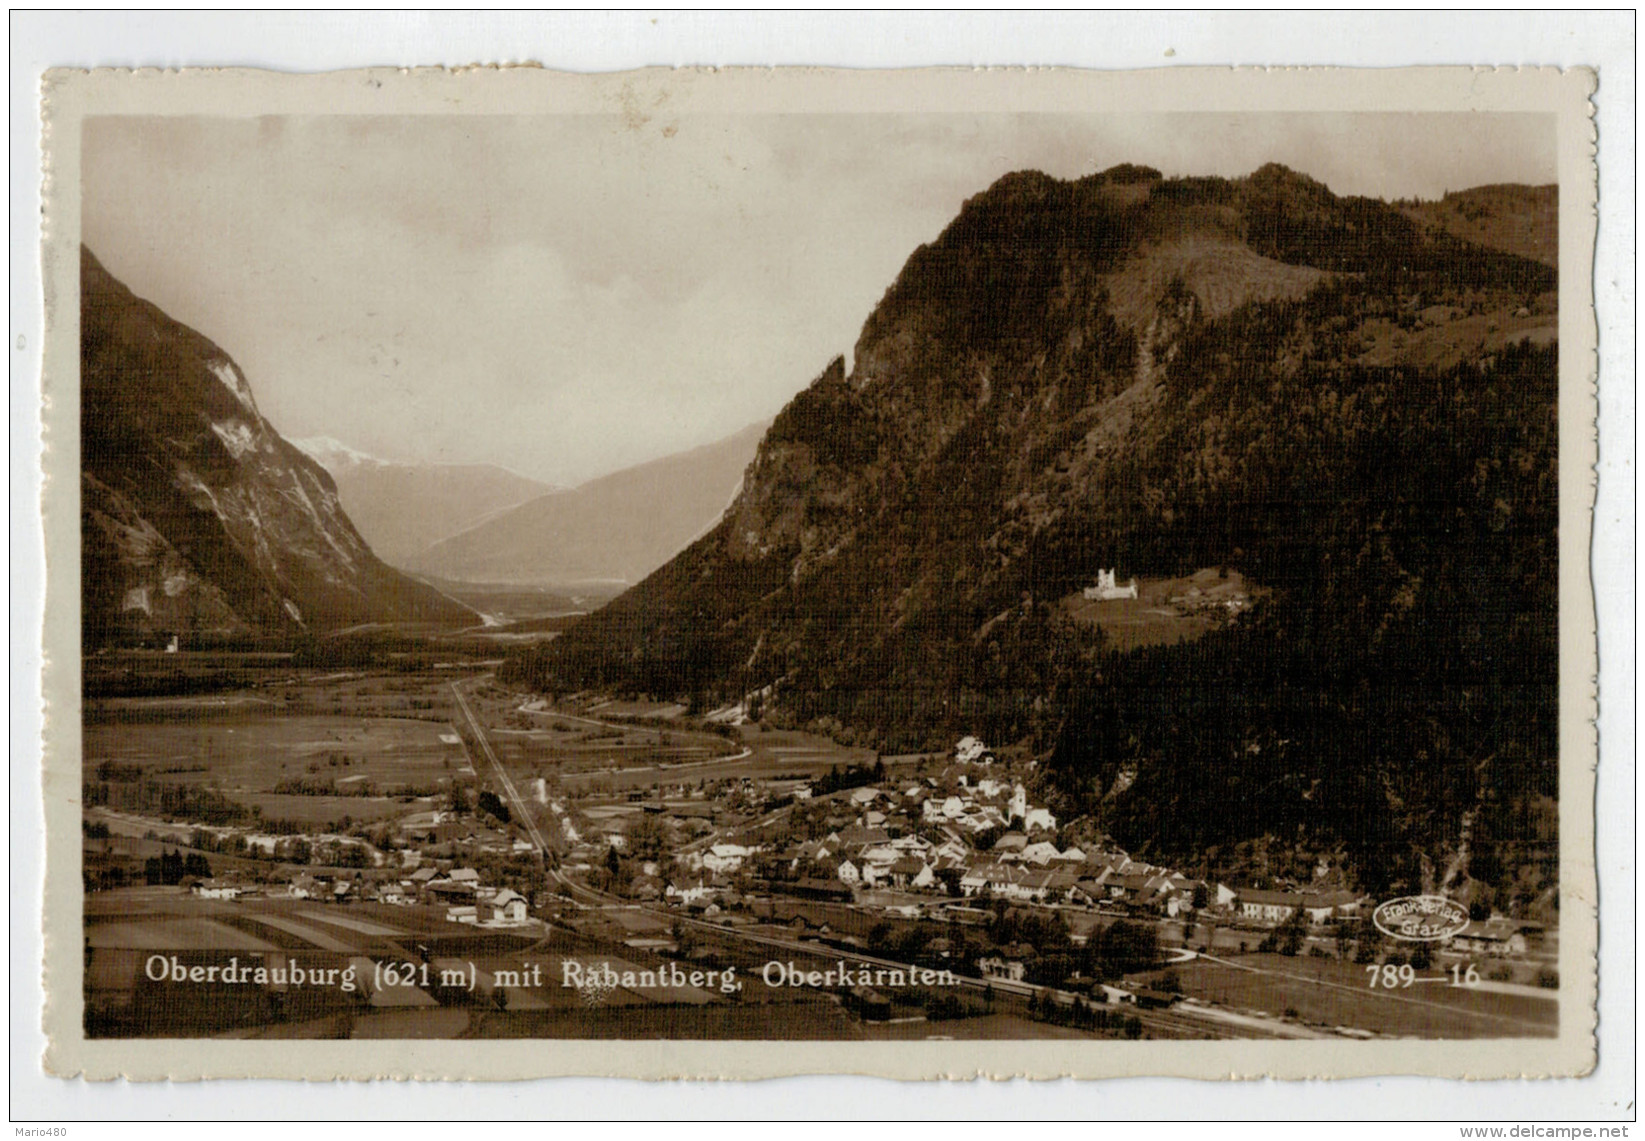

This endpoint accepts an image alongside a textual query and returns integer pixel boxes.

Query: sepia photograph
[31,59,1605,1089]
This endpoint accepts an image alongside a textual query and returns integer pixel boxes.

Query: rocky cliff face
[515,164,1559,895]
[80,247,476,644]
[524,164,1556,713]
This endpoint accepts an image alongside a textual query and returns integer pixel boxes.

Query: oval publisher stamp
[1372,895,1471,942]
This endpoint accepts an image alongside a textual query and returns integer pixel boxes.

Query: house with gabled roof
[1020,841,1061,866]
[487,889,529,924]
[702,842,755,874]
[1070,879,1109,908]
[1449,920,1528,957]
[836,825,890,848]
[1107,872,1156,903]
[1300,890,1366,924]
[1237,888,1306,924]
[1018,869,1060,902]
[1043,869,1081,901]
[427,879,477,904]
[978,956,1026,982]
[1023,806,1057,833]
[666,879,717,906]
[886,856,932,889]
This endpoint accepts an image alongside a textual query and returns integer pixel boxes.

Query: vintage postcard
[38,65,1598,1081]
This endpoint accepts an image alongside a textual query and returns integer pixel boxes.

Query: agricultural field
[464,995,857,1041]
[1153,952,1558,1039]
[507,718,901,796]
[84,700,471,831]
[82,885,778,1039]
[461,690,758,793]
[865,1013,1103,1041]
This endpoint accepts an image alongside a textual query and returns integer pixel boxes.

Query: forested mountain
[505,164,1558,902]
[80,247,476,644]
[1399,183,1558,268]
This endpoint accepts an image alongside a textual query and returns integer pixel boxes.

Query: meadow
[84,699,469,830]
[1160,952,1557,1039]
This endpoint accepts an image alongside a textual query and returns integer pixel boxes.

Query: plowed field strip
[296,910,404,937]
[241,914,360,952]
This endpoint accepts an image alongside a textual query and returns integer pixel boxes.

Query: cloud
[81,112,1555,485]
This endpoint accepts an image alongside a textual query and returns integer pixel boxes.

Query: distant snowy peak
[288,441,561,565]
[291,435,389,472]
[79,245,477,640]
[292,436,556,488]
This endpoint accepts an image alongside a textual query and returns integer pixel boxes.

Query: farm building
[487,889,529,924]
[1237,889,1306,924]
[978,957,1027,982]
[1450,921,1529,957]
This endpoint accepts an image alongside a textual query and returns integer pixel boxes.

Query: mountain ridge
[1398,183,1558,268]
[80,246,477,644]
[507,163,1558,896]
[410,419,770,587]
[291,436,558,565]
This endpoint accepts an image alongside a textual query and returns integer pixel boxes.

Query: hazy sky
[82,112,1555,486]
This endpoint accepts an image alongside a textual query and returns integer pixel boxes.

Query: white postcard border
[36,62,1600,1083]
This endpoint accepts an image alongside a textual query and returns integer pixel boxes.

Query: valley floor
[81,651,1559,1042]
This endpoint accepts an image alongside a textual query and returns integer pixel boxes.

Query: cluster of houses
[281,863,532,927]
[1232,888,1365,926]
[643,740,1393,934]
[160,727,1541,965]
[792,771,1069,894]
[919,777,1056,833]
[651,745,1073,910]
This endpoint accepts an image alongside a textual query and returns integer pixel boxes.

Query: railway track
[548,877,1266,1039]
[490,691,1353,1042]
[450,678,552,857]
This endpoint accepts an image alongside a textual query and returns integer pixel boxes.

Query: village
[86,716,1546,1003]
[78,633,1554,1039]
[549,732,1545,982]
